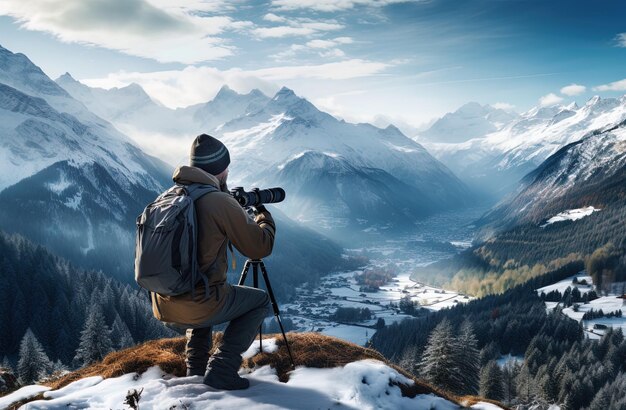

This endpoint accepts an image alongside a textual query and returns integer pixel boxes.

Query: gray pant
[185,284,271,376]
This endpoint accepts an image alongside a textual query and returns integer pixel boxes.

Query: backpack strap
[184,183,219,201]
[178,182,219,301]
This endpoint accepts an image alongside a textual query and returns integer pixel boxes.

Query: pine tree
[589,382,611,410]
[479,360,504,401]
[74,305,112,366]
[418,319,463,393]
[501,360,520,405]
[110,314,135,350]
[1,356,13,372]
[17,329,52,384]
[454,320,480,395]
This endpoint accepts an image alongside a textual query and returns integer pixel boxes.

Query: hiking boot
[203,370,250,390]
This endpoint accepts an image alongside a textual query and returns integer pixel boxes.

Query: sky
[1,0,625,132]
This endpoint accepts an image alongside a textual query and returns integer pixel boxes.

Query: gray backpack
[134,183,218,298]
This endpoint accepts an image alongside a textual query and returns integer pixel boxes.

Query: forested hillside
[372,263,626,409]
[0,230,174,384]
[414,123,626,296]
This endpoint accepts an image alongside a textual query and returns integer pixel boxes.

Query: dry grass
[4,332,506,408]
[460,396,512,409]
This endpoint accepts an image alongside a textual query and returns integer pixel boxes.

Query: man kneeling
[152,134,274,390]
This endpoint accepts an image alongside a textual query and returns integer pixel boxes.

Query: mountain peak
[274,86,297,101]
[457,101,490,115]
[247,88,267,98]
[56,72,79,85]
[211,85,241,102]
[586,95,601,106]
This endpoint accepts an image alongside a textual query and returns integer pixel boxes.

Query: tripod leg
[252,263,262,352]
[259,262,296,369]
[238,260,251,286]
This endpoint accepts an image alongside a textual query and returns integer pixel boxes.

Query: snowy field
[7,345,501,410]
[536,274,593,295]
[281,268,472,346]
[536,273,626,339]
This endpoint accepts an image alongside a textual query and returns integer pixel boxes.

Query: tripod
[238,259,295,368]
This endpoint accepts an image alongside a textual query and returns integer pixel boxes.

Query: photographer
[152,134,275,390]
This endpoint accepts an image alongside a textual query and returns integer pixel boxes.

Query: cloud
[560,84,586,96]
[320,49,346,58]
[615,33,626,47]
[593,78,626,92]
[252,26,318,38]
[306,37,354,48]
[271,0,418,12]
[272,37,354,61]
[263,13,288,23]
[252,19,344,39]
[492,102,515,111]
[83,59,391,108]
[538,93,563,107]
[0,0,251,64]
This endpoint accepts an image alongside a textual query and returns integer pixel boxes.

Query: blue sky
[1,0,625,130]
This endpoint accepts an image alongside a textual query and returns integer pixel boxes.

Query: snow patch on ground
[537,272,626,339]
[242,338,278,359]
[0,385,50,409]
[536,274,593,295]
[45,172,71,194]
[19,360,486,410]
[64,191,82,210]
[540,206,600,227]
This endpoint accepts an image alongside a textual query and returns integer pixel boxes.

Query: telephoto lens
[230,187,286,208]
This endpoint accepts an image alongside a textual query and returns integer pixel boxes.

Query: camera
[230,187,286,208]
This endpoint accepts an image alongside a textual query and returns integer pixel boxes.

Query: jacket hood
[172,165,220,188]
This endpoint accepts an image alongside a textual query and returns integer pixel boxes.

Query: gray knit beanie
[190,134,230,175]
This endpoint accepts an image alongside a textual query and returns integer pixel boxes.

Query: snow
[17,360,489,410]
[242,338,278,359]
[64,191,82,210]
[538,272,626,338]
[0,47,167,194]
[471,403,505,410]
[424,94,626,191]
[45,172,71,194]
[536,274,593,295]
[540,207,600,227]
[0,385,50,408]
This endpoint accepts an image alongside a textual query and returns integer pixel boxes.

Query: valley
[276,207,487,345]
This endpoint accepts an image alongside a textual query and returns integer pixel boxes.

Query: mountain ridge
[56,77,476,236]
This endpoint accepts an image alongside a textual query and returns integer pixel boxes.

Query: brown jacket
[152,165,276,325]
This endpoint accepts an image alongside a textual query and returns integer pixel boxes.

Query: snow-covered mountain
[192,85,270,131]
[0,44,173,277]
[420,102,518,144]
[59,79,475,235]
[477,119,626,234]
[211,87,473,232]
[0,44,350,285]
[0,47,170,193]
[55,72,195,137]
[423,97,626,197]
